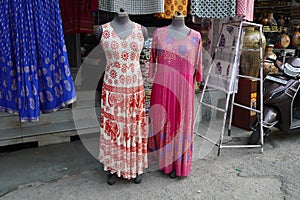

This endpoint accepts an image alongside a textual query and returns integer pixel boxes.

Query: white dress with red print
[99,22,147,179]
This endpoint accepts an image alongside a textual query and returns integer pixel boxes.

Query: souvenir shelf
[254,0,300,32]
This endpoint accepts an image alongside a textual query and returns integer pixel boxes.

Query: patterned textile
[236,0,254,21]
[99,22,147,179]
[190,0,236,19]
[156,0,188,19]
[0,0,76,122]
[59,0,98,34]
[199,17,242,92]
[203,17,243,93]
[98,0,164,15]
[147,27,202,177]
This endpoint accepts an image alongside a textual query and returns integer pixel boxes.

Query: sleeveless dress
[98,22,147,179]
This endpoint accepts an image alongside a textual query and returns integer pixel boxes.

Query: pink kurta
[148,27,202,176]
[99,22,147,179]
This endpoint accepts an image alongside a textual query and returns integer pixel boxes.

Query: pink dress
[148,27,202,176]
[236,0,254,21]
[99,22,147,179]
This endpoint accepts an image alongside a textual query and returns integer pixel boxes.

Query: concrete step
[0,104,100,148]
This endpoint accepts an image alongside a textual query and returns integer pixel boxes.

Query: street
[1,128,300,200]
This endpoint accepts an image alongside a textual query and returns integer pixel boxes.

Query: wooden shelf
[255,5,291,9]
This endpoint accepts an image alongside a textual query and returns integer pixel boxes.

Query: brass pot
[263,44,278,76]
[240,27,266,78]
[261,16,269,26]
[242,27,266,49]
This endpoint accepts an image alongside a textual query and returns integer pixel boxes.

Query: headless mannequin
[164,12,191,179]
[96,9,148,42]
[97,9,148,185]
[167,12,190,40]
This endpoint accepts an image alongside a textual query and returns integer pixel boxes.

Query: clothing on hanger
[156,0,188,19]
[59,0,98,35]
[0,0,76,122]
[98,0,164,15]
[236,0,254,21]
[190,0,236,19]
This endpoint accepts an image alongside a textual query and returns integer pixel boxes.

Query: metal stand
[196,21,264,155]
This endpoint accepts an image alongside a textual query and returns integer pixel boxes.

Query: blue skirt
[0,0,76,122]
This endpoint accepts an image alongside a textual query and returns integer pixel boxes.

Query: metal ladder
[195,21,264,155]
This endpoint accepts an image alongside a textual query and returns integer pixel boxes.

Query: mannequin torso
[96,11,148,42]
[167,13,190,40]
[110,11,133,40]
[98,10,148,184]
[147,12,202,178]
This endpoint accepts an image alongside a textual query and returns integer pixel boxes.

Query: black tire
[249,128,260,145]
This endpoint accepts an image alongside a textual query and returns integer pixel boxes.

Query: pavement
[1,127,300,200]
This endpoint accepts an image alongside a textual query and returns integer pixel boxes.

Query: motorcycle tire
[249,128,260,145]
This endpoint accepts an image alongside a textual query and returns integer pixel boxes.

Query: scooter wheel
[249,128,260,145]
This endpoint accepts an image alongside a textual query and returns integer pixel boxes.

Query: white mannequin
[96,8,148,42]
[167,12,190,40]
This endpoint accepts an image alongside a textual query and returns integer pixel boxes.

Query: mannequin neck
[170,15,186,28]
[110,12,133,39]
[168,15,190,39]
[112,12,131,26]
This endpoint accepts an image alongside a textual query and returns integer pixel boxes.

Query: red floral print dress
[99,22,147,179]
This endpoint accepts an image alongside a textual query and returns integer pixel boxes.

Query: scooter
[249,56,300,145]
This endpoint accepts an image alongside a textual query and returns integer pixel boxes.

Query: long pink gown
[147,27,202,177]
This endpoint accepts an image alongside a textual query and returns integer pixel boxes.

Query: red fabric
[90,0,98,12]
[59,0,98,35]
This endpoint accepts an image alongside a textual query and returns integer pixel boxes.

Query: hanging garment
[0,0,76,122]
[98,0,164,15]
[200,16,242,93]
[59,0,98,35]
[236,0,254,21]
[147,27,202,177]
[99,22,147,179]
[190,0,236,19]
[156,0,188,19]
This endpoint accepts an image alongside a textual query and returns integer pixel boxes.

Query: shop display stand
[196,21,264,155]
